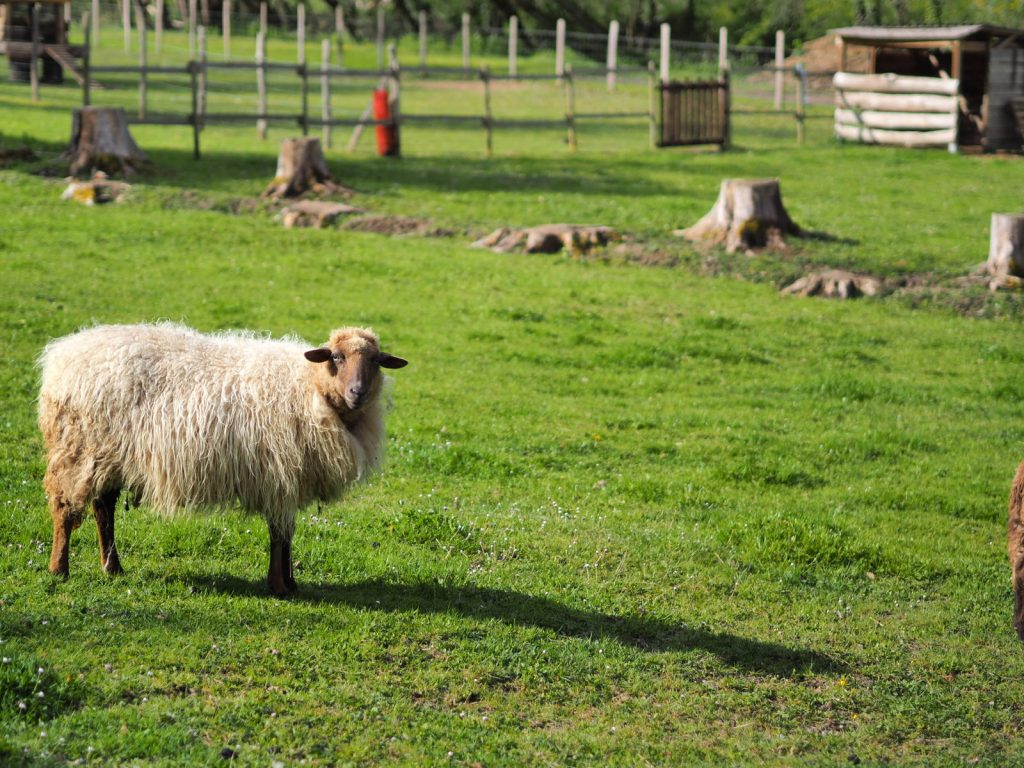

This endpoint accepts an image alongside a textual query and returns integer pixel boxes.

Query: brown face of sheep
[303,338,408,411]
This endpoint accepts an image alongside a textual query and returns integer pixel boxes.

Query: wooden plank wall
[987,47,1024,151]
[833,71,958,148]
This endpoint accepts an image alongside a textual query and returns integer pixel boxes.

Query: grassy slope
[2,33,1024,767]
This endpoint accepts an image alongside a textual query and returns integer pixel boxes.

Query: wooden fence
[78,22,659,158]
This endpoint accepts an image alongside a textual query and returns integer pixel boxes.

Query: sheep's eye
[331,352,345,364]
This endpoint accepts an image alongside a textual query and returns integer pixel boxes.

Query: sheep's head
[304,328,407,414]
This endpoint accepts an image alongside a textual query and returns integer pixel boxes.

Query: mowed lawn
[2,49,1024,765]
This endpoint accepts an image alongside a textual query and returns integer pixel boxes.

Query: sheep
[1010,461,1024,638]
[38,323,407,596]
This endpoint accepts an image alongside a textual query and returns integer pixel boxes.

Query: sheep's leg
[93,487,124,575]
[283,537,297,593]
[267,526,290,597]
[1010,462,1024,640]
[45,465,88,578]
[48,497,79,578]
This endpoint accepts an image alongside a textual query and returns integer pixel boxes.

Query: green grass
[2,34,1024,767]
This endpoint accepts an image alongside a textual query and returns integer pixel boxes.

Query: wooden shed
[831,25,1024,152]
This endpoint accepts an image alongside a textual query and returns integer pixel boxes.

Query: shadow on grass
[0,129,709,200]
[189,574,846,676]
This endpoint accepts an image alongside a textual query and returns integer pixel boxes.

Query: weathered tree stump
[279,200,365,229]
[263,137,352,199]
[987,213,1024,279]
[64,107,147,177]
[781,269,880,300]
[676,179,800,252]
[472,224,617,256]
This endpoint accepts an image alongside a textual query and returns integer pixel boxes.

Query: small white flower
[17,700,26,710]
[36,691,45,698]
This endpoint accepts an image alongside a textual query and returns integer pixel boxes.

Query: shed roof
[832,24,1023,45]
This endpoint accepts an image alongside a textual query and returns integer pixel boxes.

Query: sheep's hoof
[103,555,124,576]
[267,579,292,599]
[48,565,69,580]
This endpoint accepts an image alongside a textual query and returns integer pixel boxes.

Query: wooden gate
[659,76,729,148]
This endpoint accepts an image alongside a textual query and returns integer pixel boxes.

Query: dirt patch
[161,189,267,215]
[341,214,455,237]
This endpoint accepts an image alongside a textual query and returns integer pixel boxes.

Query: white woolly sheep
[38,323,407,596]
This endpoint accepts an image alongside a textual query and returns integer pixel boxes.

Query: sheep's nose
[346,385,365,403]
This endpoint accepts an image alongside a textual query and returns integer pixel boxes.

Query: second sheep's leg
[93,487,125,575]
[267,523,293,597]
[282,536,297,593]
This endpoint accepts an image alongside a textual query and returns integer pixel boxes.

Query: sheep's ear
[377,353,408,369]
[304,347,333,363]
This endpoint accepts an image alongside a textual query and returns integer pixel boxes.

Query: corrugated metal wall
[987,47,1024,151]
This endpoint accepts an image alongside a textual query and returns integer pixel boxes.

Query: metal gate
[659,77,730,148]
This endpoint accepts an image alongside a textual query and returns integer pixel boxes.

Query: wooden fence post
[335,5,345,65]
[565,62,576,151]
[30,3,39,102]
[122,0,130,53]
[461,13,470,70]
[91,0,99,47]
[607,19,619,92]
[300,61,308,136]
[155,0,164,53]
[795,66,806,145]
[418,10,427,68]
[137,4,147,117]
[198,25,207,122]
[321,38,331,148]
[222,0,231,61]
[555,18,565,78]
[718,27,728,72]
[256,31,267,139]
[388,43,400,154]
[83,12,91,106]
[508,15,518,78]
[190,60,200,158]
[648,61,656,148]
[659,23,670,82]
[376,4,384,70]
[259,1,267,40]
[774,29,784,109]
[481,64,492,157]
[297,3,305,65]
[188,0,196,57]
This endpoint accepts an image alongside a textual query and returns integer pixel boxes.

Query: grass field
[2,31,1024,767]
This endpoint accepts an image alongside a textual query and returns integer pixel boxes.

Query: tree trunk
[64,107,147,177]
[676,178,800,253]
[263,137,352,199]
[987,213,1024,278]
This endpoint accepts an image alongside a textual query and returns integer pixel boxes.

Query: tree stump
[987,213,1024,279]
[279,200,365,229]
[64,107,147,177]
[676,179,800,253]
[263,137,352,199]
[471,224,617,256]
[781,269,880,300]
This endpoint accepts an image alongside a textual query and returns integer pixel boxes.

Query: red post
[372,89,398,157]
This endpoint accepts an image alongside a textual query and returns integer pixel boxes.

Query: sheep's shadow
[187,575,846,676]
